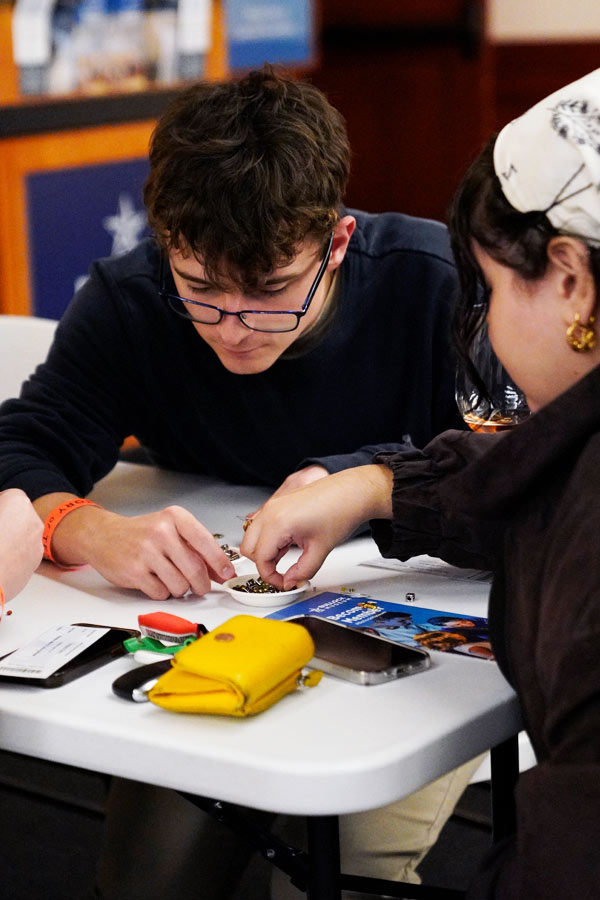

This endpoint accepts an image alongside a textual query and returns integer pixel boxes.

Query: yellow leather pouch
[148,615,322,716]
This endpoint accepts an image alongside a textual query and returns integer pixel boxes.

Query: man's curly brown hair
[144,65,350,290]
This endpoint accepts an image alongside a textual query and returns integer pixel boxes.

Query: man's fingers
[156,546,213,597]
[135,570,185,603]
[167,507,235,583]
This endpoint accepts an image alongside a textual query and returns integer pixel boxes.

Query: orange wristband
[42,498,100,565]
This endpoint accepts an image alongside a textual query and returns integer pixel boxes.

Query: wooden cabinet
[311,1,491,222]
[309,2,600,223]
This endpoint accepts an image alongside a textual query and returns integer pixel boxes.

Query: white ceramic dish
[223,573,310,608]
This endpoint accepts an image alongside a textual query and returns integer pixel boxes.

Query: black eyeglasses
[158,233,334,334]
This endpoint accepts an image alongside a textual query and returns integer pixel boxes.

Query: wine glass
[455,327,530,433]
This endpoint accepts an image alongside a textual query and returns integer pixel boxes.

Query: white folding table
[0,463,522,899]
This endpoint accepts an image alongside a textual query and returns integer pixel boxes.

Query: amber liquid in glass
[463,412,517,433]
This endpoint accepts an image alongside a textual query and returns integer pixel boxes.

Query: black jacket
[372,363,600,899]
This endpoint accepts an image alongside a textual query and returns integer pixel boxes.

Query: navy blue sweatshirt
[0,209,463,499]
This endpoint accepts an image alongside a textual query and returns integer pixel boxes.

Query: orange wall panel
[0,120,155,315]
[0,7,19,105]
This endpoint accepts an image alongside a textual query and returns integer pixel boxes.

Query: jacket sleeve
[0,263,139,500]
[369,429,507,570]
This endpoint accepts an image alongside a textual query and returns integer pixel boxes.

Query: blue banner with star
[25,158,150,319]
[225,0,313,70]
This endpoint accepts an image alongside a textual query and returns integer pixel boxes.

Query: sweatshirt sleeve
[0,262,139,500]
[369,429,506,570]
[298,438,417,474]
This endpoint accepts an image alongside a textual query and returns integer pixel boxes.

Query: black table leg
[490,733,519,842]
[306,815,342,900]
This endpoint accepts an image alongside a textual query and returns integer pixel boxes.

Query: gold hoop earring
[566,313,596,352]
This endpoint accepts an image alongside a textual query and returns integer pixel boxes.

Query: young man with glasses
[0,68,463,604]
[0,67,476,899]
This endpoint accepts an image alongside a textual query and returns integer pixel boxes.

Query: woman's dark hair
[144,65,350,289]
[449,136,600,402]
[448,136,560,403]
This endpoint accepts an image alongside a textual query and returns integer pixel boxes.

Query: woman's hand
[241,465,393,589]
[243,464,329,523]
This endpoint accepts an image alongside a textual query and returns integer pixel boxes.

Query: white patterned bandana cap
[494,68,600,246]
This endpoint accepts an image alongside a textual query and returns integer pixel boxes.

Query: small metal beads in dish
[223,573,309,608]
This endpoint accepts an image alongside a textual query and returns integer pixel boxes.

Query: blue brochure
[268,591,494,660]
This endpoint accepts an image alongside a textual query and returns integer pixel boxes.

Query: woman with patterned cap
[242,68,600,898]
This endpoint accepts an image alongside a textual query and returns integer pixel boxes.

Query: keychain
[123,612,208,664]
[138,611,208,643]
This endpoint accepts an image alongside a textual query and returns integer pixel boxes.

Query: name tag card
[0,624,110,680]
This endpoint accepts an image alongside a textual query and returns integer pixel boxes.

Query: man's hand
[35,494,236,601]
[244,465,329,525]
[241,465,393,590]
[0,489,44,601]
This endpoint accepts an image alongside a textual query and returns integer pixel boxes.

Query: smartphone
[0,623,140,688]
[288,615,430,685]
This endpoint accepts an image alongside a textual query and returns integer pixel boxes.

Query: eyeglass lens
[168,298,300,332]
[161,232,333,333]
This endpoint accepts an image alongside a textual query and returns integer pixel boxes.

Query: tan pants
[272,756,483,898]
[94,756,482,900]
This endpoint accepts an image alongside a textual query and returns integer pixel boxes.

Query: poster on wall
[225,0,313,70]
[25,158,150,319]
